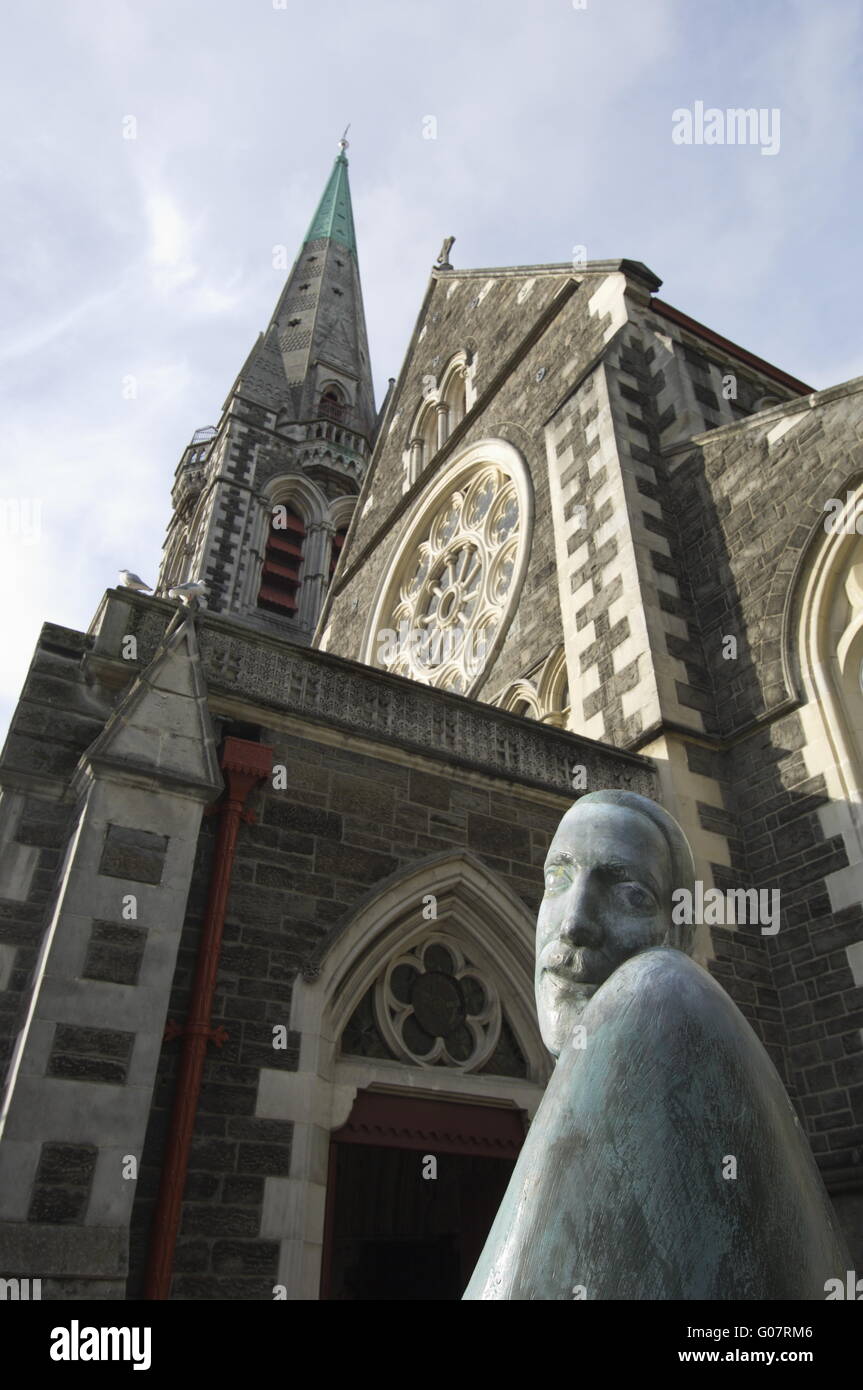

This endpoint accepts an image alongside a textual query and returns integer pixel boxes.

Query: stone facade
[0,596,654,1297]
[1,152,862,1295]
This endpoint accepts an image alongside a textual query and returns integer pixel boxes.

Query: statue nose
[560,877,603,947]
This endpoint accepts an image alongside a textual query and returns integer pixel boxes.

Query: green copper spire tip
[304,137,357,252]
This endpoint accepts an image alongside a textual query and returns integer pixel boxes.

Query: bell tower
[156,136,377,641]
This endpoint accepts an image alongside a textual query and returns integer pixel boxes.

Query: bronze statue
[463,790,851,1300]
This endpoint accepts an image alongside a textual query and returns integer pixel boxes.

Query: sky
[1,0,861,743]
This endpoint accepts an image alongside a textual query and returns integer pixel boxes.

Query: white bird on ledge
[168,579,209,607]
[118,570,152,592]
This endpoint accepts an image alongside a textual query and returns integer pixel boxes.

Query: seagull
[119,570,152,592]
[168,579,209,606]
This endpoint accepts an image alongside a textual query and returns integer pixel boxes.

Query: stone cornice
[94,591,656,801]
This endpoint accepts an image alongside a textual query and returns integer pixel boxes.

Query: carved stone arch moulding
[495,679,542,719]
[293,851,550,1087]
[328,493,357,530]
[438,349,472,423]
[490,653,569,727]
[252,473,332,623]
[792,483,863,855]
[318,377,349,401]
[777,472,863,706]
[364,438,534,699]
[536,645,570,726]
[263,471,329,525]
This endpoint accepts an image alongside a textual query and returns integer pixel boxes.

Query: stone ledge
[89,591,656,803]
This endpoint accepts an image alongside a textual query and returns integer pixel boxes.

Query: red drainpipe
[144,735,273,1300]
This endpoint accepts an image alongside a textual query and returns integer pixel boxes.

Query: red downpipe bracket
[144,735,274,1300]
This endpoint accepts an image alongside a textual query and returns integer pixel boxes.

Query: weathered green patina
[464,791,851,1300]
[304,150,357,254]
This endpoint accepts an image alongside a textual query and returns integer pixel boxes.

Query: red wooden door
[320,1090,526,1300]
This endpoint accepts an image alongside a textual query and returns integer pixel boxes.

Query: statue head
[535,790,696,1057]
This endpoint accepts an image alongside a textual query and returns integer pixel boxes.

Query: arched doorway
[265,851,550,1298]
[320,1089,524,1299]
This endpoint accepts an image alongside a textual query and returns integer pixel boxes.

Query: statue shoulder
[604,944,710,991]
[581,945,746,1044]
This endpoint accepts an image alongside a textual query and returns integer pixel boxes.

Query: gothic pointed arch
[328,494,356,530]
[256,473,329,620]
[536,644,570,727]
[263,471,329,523]
[404,396,438,486]
[791,478,863,856]
[495,679,542,719]
[295,851,551,1087]
[326,495,356,587]
[317,380,353,428]
[438,349,471,429]
[402,351,476,491]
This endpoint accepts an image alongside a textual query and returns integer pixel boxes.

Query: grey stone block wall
[676,740,789,1085]
[0,625,106,1091]
[673,387,863,735]
[127,712,650,1299]
[725,716,863,1183]
[663,386,863,1210]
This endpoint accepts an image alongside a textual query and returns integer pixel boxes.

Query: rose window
[381,466,521,692]
[374,936,501,1069]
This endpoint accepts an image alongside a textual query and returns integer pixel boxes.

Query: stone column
[408,437,425,486]
[297,522,332,632]
[239,494,273,611]
[436,403,450,451]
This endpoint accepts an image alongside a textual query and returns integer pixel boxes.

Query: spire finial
[338,124,350,154]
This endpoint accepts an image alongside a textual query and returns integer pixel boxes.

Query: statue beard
[538,939,612,989]
[536,940,614,1056]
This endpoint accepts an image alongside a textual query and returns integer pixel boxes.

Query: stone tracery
[380,464,522,694]
[374,934,501,1069]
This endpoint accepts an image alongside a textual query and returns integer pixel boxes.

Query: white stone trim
[793,500,863,999]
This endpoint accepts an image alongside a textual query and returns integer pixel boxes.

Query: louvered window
[320,390,345,423]
[258,506,305,615]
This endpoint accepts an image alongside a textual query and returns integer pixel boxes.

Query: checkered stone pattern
[546,358,661,748]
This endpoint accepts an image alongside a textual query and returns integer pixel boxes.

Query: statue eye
[615,882,656,912]
[544,865,570,894]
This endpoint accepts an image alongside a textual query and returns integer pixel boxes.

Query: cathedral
[1,139,862,1300]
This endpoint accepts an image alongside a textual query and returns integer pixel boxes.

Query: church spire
[233,138,376,446]
[157,143,377,630]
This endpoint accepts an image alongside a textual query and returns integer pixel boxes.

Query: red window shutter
[258,507,305,615]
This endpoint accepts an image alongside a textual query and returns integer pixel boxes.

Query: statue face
[536,802,672,1057]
